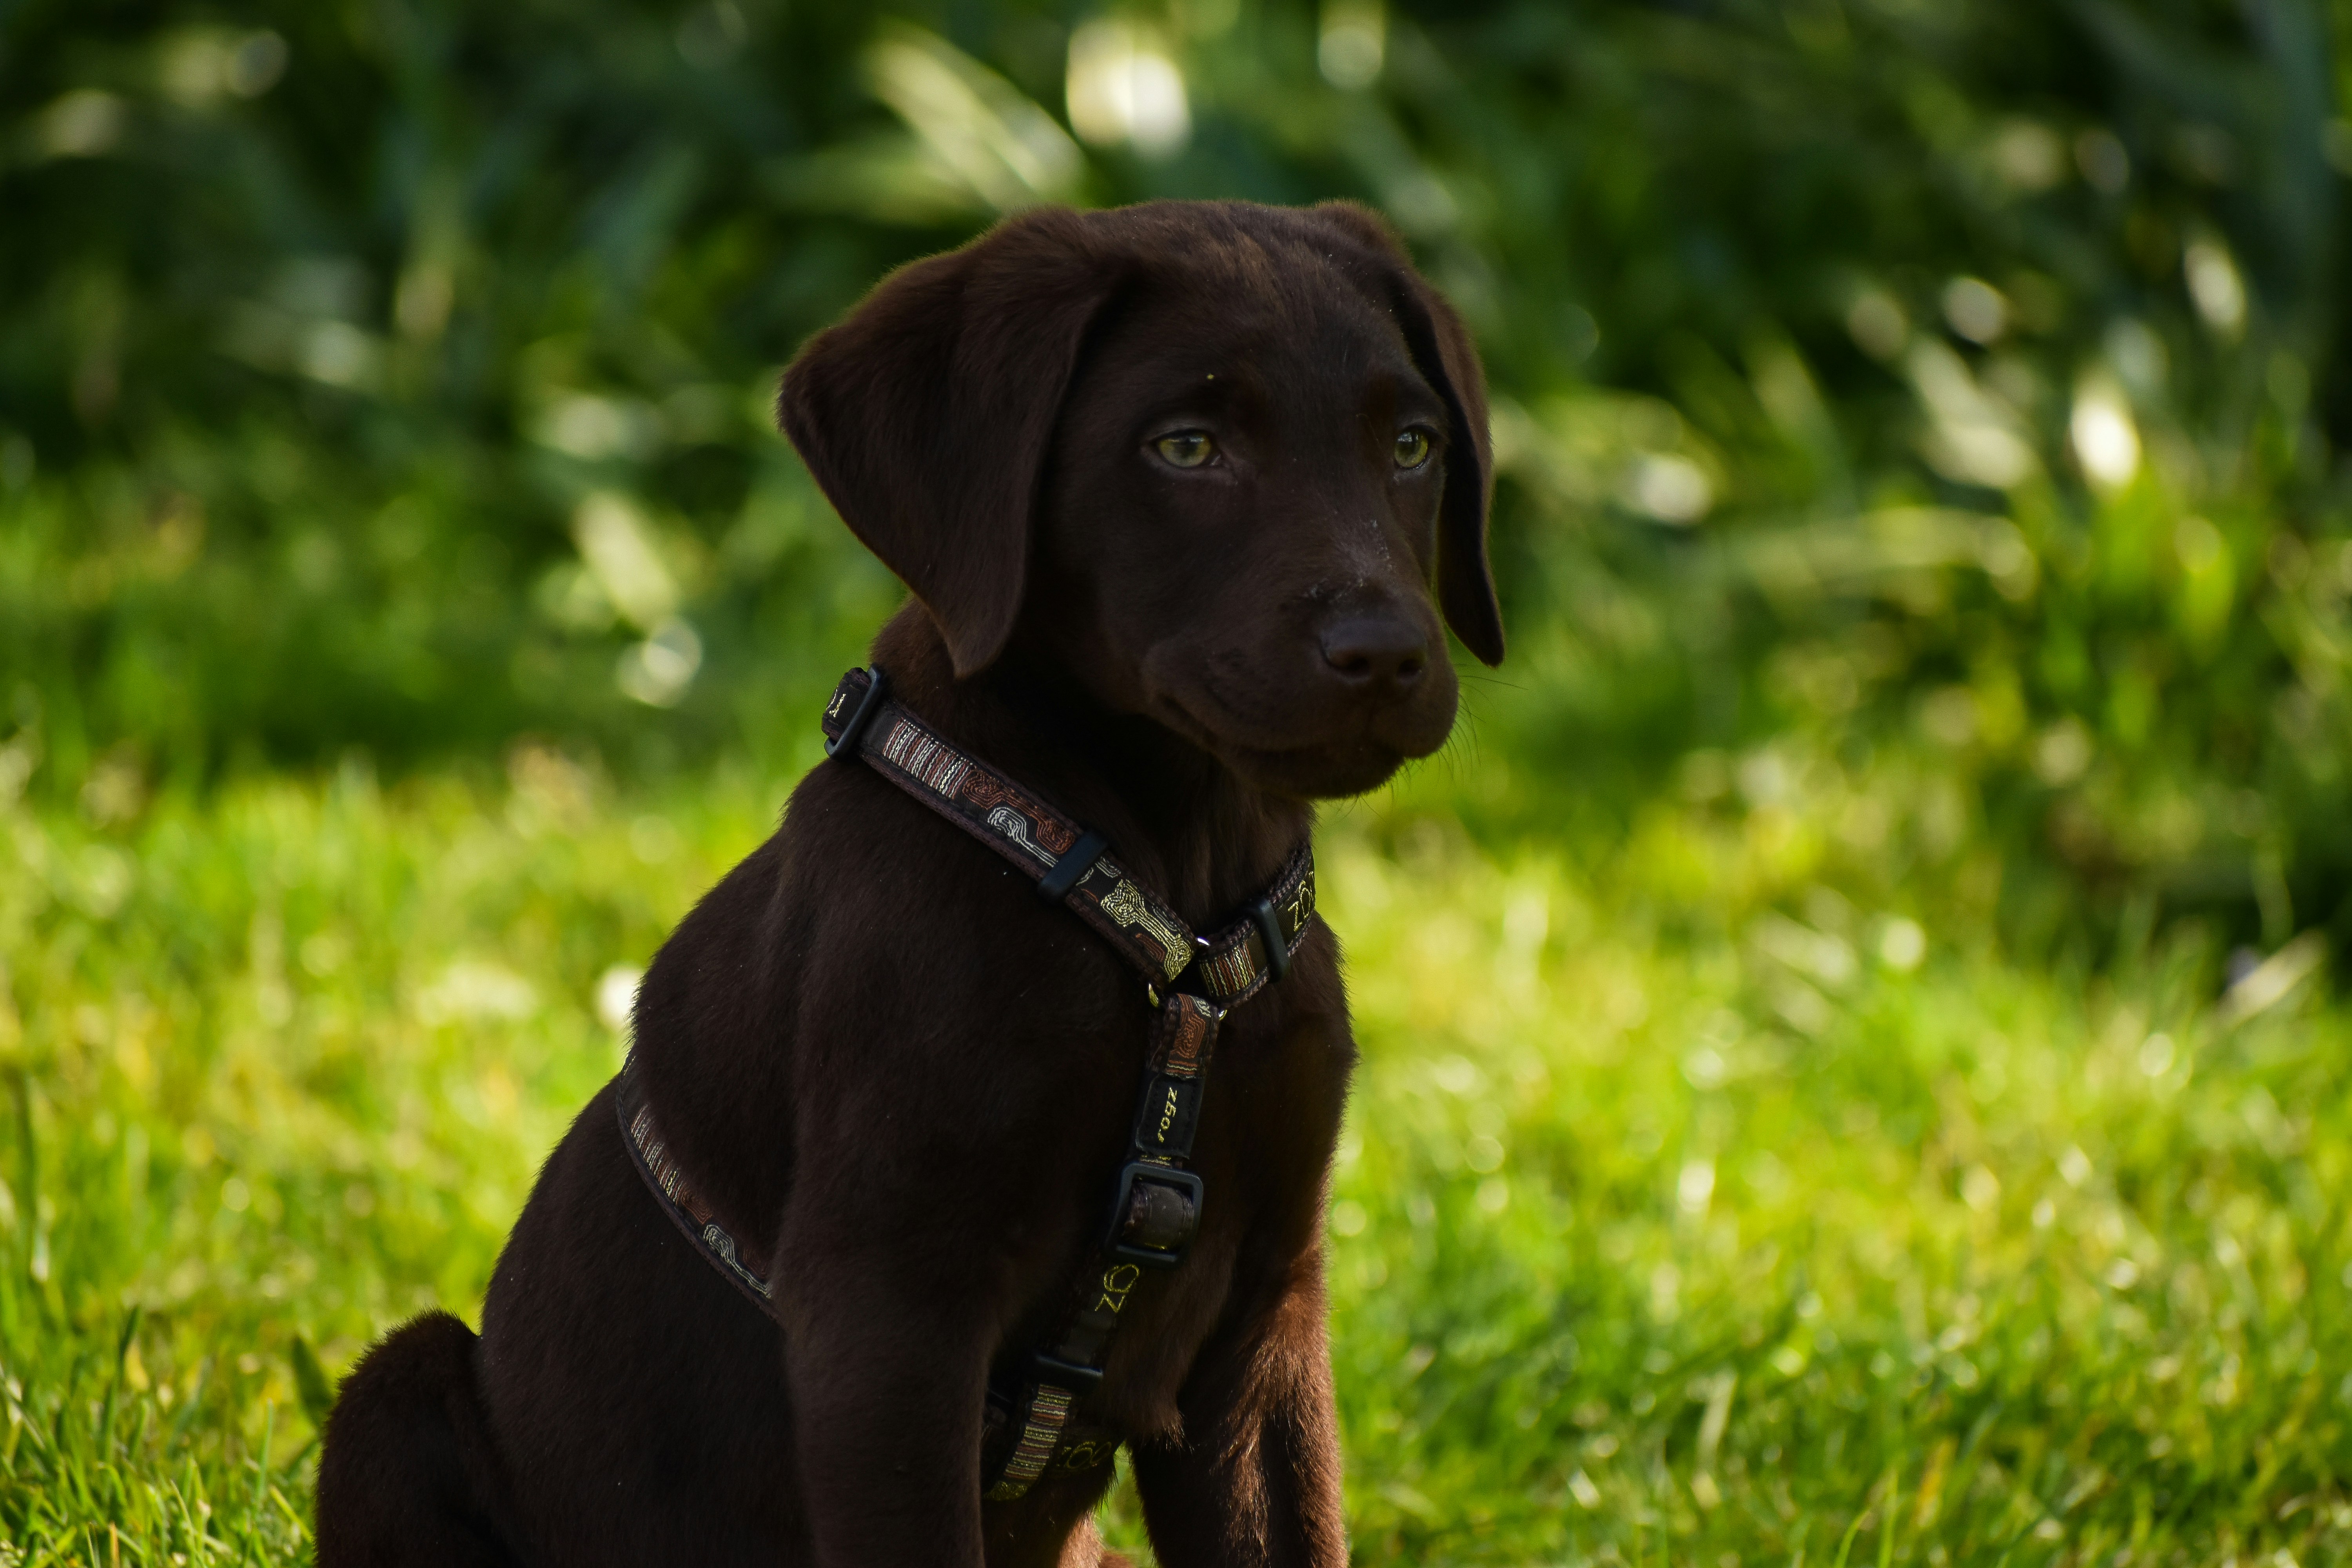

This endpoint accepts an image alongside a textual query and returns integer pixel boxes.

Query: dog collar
[617,666,1320,1502]
[820,666,1316,1004]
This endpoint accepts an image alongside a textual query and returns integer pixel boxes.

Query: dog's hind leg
[316,1310,517,1566]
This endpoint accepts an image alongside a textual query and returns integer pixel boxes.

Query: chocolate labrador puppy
[316,198,1502,1567]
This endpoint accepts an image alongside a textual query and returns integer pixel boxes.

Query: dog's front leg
[1131,1247,1348,1568]
[780,1264,995,1566]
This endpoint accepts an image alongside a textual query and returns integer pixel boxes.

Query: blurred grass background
[2,0,2350,1562]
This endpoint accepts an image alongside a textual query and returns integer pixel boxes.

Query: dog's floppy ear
[777,210,1123,677]
[1312,202,1505,667]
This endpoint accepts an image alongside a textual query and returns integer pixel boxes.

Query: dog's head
[778,200,1502,800]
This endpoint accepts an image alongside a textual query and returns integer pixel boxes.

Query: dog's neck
[867,605,1312,926]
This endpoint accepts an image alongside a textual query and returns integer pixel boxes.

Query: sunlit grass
[3,752,2347,1565]
[1309,818,2351,1566]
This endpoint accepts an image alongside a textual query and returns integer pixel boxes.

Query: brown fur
[316,198,1500,1567]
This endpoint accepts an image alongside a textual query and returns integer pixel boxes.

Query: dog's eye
[1394,428,1434,470]
[1154,431,1216,469]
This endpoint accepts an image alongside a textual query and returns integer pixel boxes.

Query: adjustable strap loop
[823,666,891,759]
[1186,849,1316,1005]
[1029,1352,1105,1395]
[1036,829,1111,904]
[1247,897,1290,984]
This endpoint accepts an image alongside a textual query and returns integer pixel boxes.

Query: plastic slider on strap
[824,667,890,760]
[1036,829,1110,904]
[1109,1162,1203,1269]
[1249,896,1290,984]
[1029,1350,1105,1395]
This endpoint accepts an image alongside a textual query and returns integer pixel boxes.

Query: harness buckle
[824,667,890,760]
[1108,1161,1203,1269]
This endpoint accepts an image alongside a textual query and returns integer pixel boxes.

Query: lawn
[4,737,2346,1565]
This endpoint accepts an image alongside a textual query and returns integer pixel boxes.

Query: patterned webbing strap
[613,666,1321,1503]
[820,667,1316,1006]
[983,990,1219,1499]
[615,1052,779,1320]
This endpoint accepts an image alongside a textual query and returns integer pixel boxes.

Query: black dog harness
[615,666,1318,1500]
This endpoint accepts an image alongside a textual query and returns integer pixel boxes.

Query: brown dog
[316,198,1501,1567]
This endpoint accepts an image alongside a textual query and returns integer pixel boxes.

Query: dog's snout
[1319,614,1429,691]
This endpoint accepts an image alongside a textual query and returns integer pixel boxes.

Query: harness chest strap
[983,989,1220,1501]
[616,1051,776,1315]
[609,1000,1219,1381]
[615,667,1319,1501]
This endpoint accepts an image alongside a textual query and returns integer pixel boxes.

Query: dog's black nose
[1319,615,1429,690]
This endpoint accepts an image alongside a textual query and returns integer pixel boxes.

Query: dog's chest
[1094,998,1353,1434]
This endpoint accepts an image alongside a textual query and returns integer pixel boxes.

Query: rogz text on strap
[617,665,1319,1504]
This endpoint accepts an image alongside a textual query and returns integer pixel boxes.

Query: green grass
[3,743,2348,1566]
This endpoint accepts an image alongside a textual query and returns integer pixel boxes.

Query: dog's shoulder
[773,757,1137,1023]
[634,749,1144,1140]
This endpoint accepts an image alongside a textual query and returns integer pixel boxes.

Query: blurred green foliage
[3,2,2349,937]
